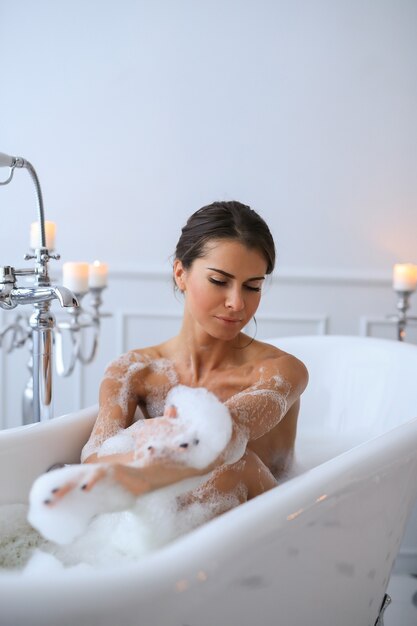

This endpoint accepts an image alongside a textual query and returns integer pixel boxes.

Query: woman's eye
[209,277,227,286]
[245,285,262,292]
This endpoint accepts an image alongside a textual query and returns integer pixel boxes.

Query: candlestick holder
[55,287,110,377]
[387,290,417,342]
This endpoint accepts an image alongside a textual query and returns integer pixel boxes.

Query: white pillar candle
[88,261,108,288]
[393,263,417,292]
[30,221,56,250]
[62,262,89,294]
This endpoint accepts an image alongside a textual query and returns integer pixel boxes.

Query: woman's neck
[166,324,245,385]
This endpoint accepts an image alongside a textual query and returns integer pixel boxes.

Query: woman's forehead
[197,239,267,274]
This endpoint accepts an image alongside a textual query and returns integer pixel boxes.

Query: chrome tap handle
[13,268,37,277]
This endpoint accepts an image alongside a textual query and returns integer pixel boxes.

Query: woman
[42,201,308,524]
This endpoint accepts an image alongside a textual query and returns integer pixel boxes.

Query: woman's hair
[174,200,276,274]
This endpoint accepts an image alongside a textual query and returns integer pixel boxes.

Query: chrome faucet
[0,272,77,309]
[0,152,79,423]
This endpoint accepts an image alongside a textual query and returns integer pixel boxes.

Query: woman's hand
[28,463,136,544]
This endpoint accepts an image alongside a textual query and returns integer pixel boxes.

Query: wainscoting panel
[360,316,417,343]
[255,314,329,339]
[118,311,183,354]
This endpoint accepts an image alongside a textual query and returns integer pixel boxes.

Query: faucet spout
[7,286,78,308]
[52,286,79,308]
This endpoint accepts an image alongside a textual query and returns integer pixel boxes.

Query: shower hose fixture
[0,151,109,425]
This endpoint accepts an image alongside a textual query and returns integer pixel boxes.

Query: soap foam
[226,373,291,435]
[0,472,240,573]
[132,385,233,469]
[0,385,245,574]
[81,354,180,461]
[28,386,234,547]
[0,504,46,570]
[28,465,136,545]
[144,359,179,418]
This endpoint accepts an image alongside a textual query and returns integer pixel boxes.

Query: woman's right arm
[81,352,147,464]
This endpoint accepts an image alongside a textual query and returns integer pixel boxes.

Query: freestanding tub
[0,335,417,626]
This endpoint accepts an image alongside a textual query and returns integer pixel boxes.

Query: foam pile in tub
[0,386,241,574]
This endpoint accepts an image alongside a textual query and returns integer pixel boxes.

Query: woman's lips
[215,316,243,325]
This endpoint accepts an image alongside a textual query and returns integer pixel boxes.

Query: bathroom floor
[385,574,417,625]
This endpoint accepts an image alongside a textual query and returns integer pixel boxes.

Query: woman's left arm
[220,354,308,462]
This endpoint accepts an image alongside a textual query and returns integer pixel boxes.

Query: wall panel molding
[359,316,396,337]
[118,310,183,353]
[256,314,329,337]
[359,316,417,344]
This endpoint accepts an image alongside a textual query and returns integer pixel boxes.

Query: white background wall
[0,0,417,571]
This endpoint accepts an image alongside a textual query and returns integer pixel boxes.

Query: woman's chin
[208,322,244,341]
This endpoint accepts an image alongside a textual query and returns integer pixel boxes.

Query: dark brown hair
[174,200,276,274]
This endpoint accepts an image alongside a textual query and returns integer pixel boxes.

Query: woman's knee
[240,449,278,498]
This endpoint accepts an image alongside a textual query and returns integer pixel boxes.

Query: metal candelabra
[0,151,108,425]
[54,286,109,377]
[388,290,417,342]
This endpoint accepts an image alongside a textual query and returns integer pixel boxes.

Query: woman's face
[174,239,267,341]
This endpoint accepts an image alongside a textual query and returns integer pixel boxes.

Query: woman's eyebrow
[206,267,265,281]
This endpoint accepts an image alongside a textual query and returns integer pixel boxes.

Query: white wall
[1,0,417,572]
[1,0,416,273]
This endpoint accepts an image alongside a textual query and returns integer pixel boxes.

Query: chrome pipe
[0,153,46,247]
[30,303,54,422]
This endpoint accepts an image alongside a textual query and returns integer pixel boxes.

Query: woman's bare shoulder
[249,339,309,389]
[104,345,166,376]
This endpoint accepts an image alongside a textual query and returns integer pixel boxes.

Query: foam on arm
[81,351,146,463]
[222,354,308,461]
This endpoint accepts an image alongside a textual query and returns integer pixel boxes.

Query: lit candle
[393,263,417,292]
[30,221,56,250]
[62,262,89,294]
[88,260,108,288]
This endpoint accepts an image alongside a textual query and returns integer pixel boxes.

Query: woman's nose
[225,288,244,311]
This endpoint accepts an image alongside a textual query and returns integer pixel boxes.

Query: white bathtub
[1,335,417,626]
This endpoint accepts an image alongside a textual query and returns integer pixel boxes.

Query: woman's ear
[173,259,186,292]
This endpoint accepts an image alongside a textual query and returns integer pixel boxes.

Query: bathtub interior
[273,336,417,471]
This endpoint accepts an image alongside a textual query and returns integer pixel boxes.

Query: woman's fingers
[163,404,178,418]
[43,465,108,506]
[44,479,78,505]
[80,466,108,492]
